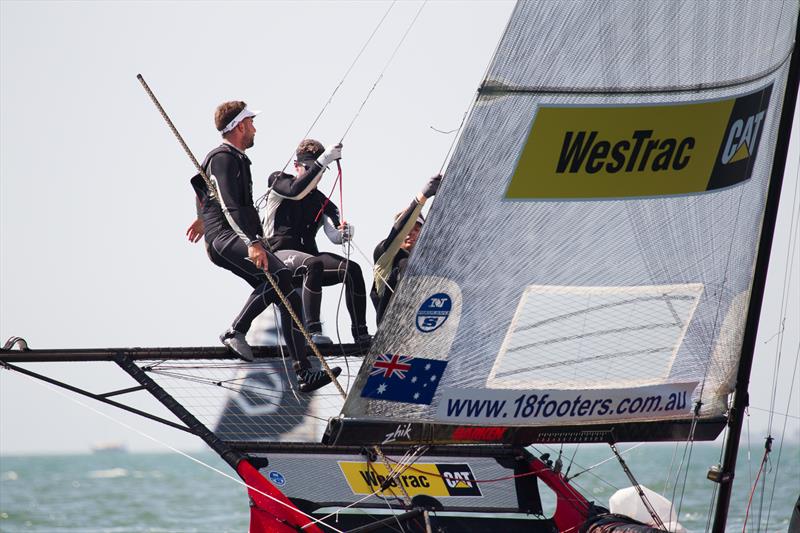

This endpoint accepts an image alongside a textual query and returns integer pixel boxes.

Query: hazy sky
[1,1,798,455]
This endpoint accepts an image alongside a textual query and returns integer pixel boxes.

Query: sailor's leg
[300,256,324,334]
[318,252,369,340]
[274,250,322,333]
[209,235,270,334]
[208,235,276,360]
[252,260,304,373]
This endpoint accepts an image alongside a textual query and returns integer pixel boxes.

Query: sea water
[1,442,797,532]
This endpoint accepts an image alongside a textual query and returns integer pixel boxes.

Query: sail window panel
[488,284,703,390]
[486,1,796,93]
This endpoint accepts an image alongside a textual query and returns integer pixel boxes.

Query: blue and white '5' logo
[416,293,452,333]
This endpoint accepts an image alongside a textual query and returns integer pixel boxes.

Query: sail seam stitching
[479,45,795,97]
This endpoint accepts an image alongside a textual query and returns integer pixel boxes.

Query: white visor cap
[221,107,260,135]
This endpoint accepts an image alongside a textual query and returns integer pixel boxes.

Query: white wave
[1,471,18,481]
[88,467,128,479]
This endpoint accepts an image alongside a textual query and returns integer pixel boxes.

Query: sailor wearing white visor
[187,100,340,394]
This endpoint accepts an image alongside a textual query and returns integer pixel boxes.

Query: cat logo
[505,84,773,199]
[437,464,482,496]
[721,111,766,164]
[338,461,482,497]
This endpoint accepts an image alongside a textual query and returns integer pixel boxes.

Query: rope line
[350,238,395,294]
[768,154,800,432]
[339,0,428,142]
[137,75,345,398]
[764,340,800,529]
[279,1,397,174]
[742,438,772,532]
[16,373,346,533]
[254,1,397,211]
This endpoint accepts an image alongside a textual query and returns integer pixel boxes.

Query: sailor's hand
[317,143,343,168]
[421,174,442,198]
[338,221,354,242]
[247,242,268,270]
[186,218,204,243]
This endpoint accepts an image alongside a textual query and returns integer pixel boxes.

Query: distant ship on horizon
[90,441,127,454]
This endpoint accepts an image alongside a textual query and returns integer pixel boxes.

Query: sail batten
[334,0,798,445]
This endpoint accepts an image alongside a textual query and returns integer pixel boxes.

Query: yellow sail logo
[505,84,772,199]
[338,461,481,497]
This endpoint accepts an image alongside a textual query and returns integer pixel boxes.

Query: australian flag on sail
[360,354,448,405]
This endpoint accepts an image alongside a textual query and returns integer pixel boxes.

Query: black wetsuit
[191,143,309,370]
[264,165,368,338]
[371,197,424,324]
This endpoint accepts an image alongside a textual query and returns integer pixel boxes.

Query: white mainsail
[336,0,799,443]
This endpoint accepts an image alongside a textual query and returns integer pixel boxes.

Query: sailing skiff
[2,1,799,531]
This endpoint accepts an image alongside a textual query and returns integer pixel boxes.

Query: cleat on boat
[297,366,342,393]
[220,329,254,362]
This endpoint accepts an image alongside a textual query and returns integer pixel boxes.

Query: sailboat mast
[711,23,800,533]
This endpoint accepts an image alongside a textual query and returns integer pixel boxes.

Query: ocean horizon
[1,441,797,532]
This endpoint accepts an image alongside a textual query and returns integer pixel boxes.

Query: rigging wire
[764,340,800,529]
[704,423,729,533]
[707,5,792,529]
[562,443,644,482]
[434,110,468,176]
[672,415,700,530]
[254,1,397,210]
[609,442,667,530]
[339,0,427,143]
[281,1,397,174]
[17,373,347,533]
[747,405,800,419]
[662,442,680,504]
[15,358,423,533]
[532,444,620,491]
[746,409,754,507]
[562,442,581,480]
[759,120,800,530]
[272,305,304,404]
[742,437,773,532]
[767,153,800,433]
[350,237,395,294]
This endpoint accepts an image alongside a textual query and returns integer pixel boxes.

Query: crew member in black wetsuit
[263,139,370,345]
[371,174,441,324]
[187,101,340,393]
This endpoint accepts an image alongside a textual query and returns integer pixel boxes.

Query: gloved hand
[339,222,355,243]
[317,143,343,168]
[421,174,442,198]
